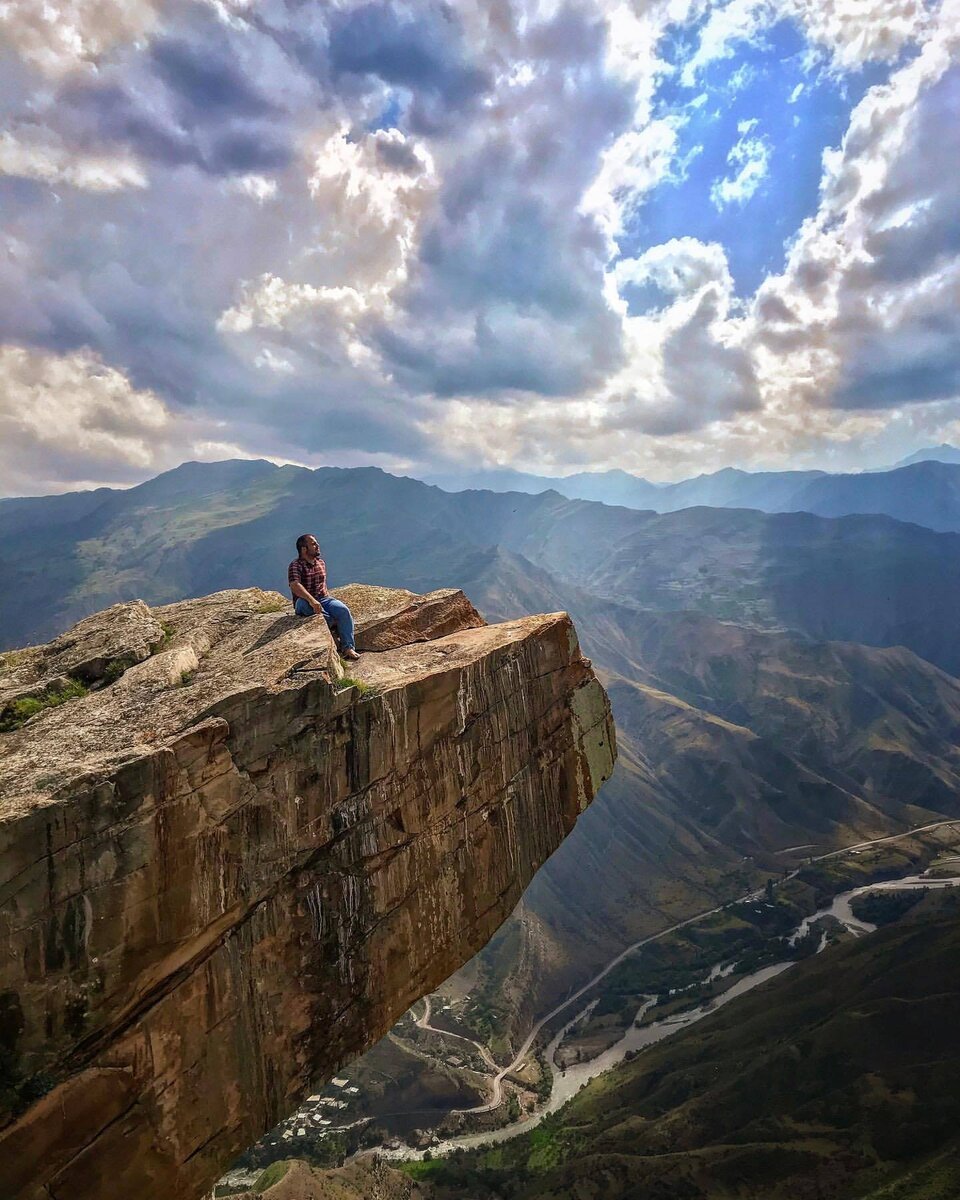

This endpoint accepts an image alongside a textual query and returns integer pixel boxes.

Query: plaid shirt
[288,555,328,604]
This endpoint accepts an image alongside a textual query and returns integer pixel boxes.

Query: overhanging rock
[0,586,615,1200]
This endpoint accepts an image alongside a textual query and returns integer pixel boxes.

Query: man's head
[296,533,320,560]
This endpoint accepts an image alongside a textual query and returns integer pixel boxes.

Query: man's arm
[290,580,323,611]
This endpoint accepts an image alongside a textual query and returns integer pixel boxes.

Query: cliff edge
[0,585,614,1200]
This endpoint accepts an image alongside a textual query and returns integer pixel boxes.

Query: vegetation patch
[339,675,377,696]
[258,599,290,614]
[252,1160,290,1191]
[401,1158,447,1181]
[533,1051,552,1103]
[101,656,136,684]
[524,1118,572,1173]
[794,846,920,907]
[154,622,174,649]
[0,649,28,674]
[0,679,88,732]
[850,889,928,927]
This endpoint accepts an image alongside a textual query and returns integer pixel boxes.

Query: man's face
[302,536,320,560]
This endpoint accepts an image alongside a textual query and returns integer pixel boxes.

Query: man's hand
[290,578,325,613]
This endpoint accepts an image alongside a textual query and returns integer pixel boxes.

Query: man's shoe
[341,648,361,661]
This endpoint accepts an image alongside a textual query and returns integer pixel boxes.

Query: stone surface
[332,585,485,652]
[0,586,614,1200]
[0,600,167,713]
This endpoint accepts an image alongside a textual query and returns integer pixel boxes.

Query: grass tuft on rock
[0,649,28,674]
[257,599,290,614]
[0,679,88,733]
[339,675,377,696]
[101,656,135,684]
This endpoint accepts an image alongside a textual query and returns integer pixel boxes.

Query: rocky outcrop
[330,586,485,651]
[0,586,614,1200]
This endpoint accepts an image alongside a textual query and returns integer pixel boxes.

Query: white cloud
[710,131,770,208]
[605,237,759,437]
[0,345,247,495]
[582,119,683,240]
[0,0,161,77]
[614,237,732,299]
[216,124,437,384]
[791,0,935,73]
[253,347,296,374]
[218,277,368,335]
[680,0,773,86]
[219,125,436,328]
[749,9,960,417]
[680,0,933,84]
[225,174,279,204]
[0,131,147,191]
[418,230,756,460]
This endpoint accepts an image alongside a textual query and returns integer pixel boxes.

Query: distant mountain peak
[894,444,960,468]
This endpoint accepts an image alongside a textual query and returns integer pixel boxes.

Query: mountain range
[464,595,960,1045]
[5,460,960,676]
[894,443,960,468]
[422,454,960,532]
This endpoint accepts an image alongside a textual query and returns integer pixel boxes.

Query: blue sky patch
[368,90,405,131]
[620,19,898,304]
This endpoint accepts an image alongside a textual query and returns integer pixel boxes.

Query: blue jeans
[294,597,355,650]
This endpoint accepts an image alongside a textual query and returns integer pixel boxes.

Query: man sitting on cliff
[288,534,361,661]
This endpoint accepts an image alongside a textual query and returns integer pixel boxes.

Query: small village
[257,1075,369,1152]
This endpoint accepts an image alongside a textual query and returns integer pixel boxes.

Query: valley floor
[219,820,960,1195]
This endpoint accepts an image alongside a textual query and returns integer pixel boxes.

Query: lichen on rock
[0,585,615,1200]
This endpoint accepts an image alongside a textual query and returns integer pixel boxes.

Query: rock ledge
[0,586,614,1200]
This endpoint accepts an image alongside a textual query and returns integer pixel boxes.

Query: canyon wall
[0,586,614,1200]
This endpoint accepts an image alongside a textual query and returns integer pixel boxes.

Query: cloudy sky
[1,0,958,494]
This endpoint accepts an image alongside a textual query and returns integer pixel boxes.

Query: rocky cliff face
[0,586,614,1200]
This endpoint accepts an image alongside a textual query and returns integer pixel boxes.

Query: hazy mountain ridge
[423,457,960,531]
[586,606,960,816]
[894,443,960,468]
[793,461,960,531]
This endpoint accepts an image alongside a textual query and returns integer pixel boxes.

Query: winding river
[372,867,958,1161]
